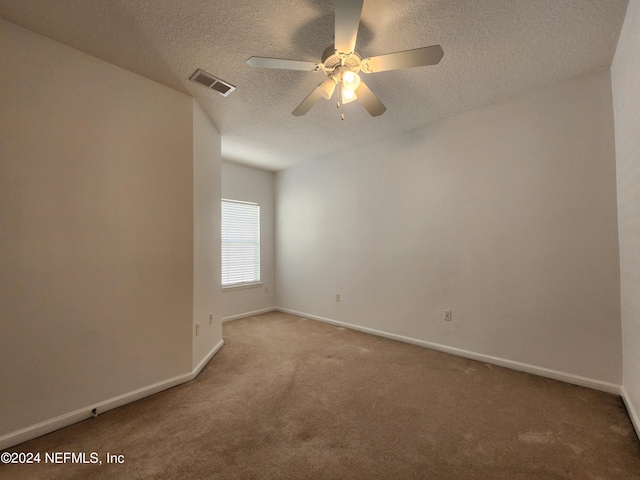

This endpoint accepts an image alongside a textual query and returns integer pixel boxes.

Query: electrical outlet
[336,294,341,302]
[444,310,452,321]
[265,286,269,294]
[196,323,200,336]
[209,313,213,325]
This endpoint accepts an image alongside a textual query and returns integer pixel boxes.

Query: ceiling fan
[247,0,444,118]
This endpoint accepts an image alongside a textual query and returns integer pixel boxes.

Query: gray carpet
[1,311,639,479]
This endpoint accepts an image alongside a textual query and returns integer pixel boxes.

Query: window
[221,199,260,287]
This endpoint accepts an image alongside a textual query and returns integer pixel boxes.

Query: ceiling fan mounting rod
[336,50,352,66]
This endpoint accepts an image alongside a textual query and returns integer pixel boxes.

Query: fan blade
[247,56,320,71]
[354,82,386,117]
[292,79,334,116]
[335,0,364,54]
[361,45,444,73]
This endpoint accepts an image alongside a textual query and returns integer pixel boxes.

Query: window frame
[221,198,261,289]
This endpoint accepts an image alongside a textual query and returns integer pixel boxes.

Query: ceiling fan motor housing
[322,44,362,81]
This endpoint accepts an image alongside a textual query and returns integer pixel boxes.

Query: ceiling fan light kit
[247,0,443,119]
[319,78,337,100]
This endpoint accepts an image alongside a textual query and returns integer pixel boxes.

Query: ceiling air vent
[189,69,235,97]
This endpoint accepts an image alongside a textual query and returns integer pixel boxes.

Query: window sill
[222,282,263,292]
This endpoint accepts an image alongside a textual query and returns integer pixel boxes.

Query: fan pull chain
[337,100,345,120]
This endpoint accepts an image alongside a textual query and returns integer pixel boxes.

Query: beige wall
[221,160,276,319]
[276,70,621,387]
[0,20,221,443]
[612,0,640,434]
[193,101,223,368]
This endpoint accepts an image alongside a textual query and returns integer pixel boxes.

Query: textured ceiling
[0,0,629,171]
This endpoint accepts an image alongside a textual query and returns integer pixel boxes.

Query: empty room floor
[1,311,639,479]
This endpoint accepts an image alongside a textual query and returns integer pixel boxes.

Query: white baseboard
[0,339,224,451]
[621,386,640,440]
[222,306,277,322]
[193,339,225,375]
[276,307,621,395]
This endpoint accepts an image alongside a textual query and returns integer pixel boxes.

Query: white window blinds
[221,199,260,287]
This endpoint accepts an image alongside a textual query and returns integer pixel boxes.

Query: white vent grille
[189,69,236,96]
